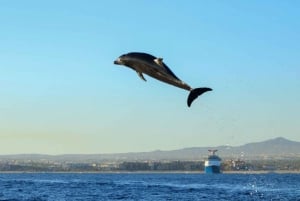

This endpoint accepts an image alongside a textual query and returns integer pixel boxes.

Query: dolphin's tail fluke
[187,87,212,107]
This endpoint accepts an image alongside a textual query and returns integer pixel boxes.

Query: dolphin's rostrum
[114,52,212,107]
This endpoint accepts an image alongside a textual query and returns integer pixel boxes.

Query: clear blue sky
[0,1,299,154]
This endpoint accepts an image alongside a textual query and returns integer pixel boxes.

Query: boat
[204,149,221,173]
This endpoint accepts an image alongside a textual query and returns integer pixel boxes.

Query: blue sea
[0,173,299,201]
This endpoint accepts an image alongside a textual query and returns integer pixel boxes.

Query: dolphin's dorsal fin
[137,71,147,81]
[154,58,163,66]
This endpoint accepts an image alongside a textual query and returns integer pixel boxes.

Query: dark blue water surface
[0,173,299,201]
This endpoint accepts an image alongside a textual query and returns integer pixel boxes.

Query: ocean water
[0,173,299,201]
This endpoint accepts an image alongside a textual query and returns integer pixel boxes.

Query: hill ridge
[1,137,299,161]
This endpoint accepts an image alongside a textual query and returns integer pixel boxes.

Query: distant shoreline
[0,170,299,174]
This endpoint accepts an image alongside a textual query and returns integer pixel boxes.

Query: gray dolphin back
[126,52,180,80]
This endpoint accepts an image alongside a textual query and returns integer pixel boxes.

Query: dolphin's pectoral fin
[154,58,163,66]
[137,71,147,81]
[187,87,212,107]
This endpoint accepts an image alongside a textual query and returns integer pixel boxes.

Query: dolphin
[114,52,212,107]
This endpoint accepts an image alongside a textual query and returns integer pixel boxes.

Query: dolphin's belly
[150,72,191,91]
[132,61,191,91]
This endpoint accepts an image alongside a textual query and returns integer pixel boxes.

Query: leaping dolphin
[114,52,212,107]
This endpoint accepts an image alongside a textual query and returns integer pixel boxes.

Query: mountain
[1,137,300,162]
[109,137,300,161]
[228,137,300,157]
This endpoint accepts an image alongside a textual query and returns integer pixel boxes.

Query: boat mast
[208,149,218,155]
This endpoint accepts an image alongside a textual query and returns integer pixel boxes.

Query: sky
[0,1,299,154]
